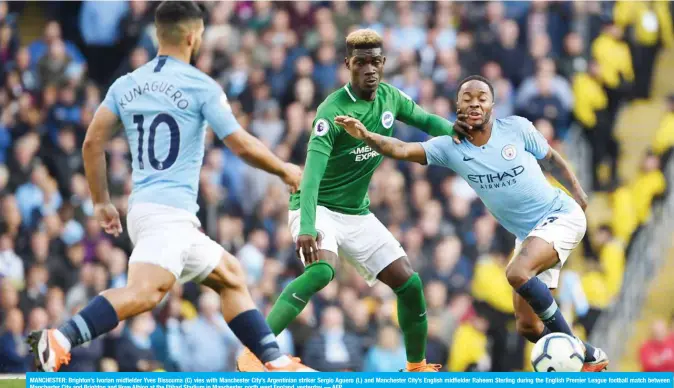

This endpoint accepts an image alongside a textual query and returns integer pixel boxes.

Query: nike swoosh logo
[292,293,307,304]
[419,311,427,317]
[463,156,474,161]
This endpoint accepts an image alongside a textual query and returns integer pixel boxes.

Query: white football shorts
[288,205,406,286]
[126,203,224,284]
[510,201,587,289]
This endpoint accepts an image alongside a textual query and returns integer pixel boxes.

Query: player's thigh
[377,256,415,290]
[183,230,236,289]
[288,207,340,268]
[127,222,188,287]
[339,213,406,287]
[125,205,188,302]
[126,262,176,293]
[507,236,560,277]
[509,206,587,288]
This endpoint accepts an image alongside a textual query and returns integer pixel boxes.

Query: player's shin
[266,261,334,335]
[56,295,119,352]
[393,273,428,364]
[515,276,573,337]
[228,309,289,365]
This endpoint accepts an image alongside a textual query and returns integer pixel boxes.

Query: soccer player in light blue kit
[335,75,610,372]
[27,1,313,373]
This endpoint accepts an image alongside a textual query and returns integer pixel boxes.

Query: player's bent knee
[214,253,248,290]
[126,283,167,312]
[307,262,335,290]
[505,262,531,289]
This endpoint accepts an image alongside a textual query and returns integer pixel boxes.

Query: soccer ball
[531,333,585,372]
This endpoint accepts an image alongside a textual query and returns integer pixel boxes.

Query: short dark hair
[155,1,203,25]
[457,75,495,100]
[154,1,204,43]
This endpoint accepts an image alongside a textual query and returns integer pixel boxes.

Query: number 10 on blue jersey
[133,113,181,171]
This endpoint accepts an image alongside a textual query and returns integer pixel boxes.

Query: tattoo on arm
[363,132,410,159]
[539,150,579,191]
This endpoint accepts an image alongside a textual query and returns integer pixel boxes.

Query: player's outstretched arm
[541,148,589,211]
[223,129,301,192]
[394,88,473,142]
[334,116,427,164]
[83,106,123,236]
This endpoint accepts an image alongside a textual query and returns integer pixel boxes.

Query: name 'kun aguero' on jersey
[118,81,190,110]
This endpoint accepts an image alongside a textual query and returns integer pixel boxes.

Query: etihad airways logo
[350,146,380,162]
[467,165,524,189]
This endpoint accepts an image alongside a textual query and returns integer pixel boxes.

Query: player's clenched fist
[94,202,123,237]
[282,162,302,193]
[334,116,368,139]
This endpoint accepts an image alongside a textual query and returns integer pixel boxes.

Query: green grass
[0,379,25,388]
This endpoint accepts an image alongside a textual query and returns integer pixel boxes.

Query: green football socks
[394,273,429,363]
[266,261,334,335]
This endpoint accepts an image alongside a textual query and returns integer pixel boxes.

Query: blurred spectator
[558,32,588,80]
[573,60,615,190]
[115,312,162,372]
[27,20,85,69]
[640,319,674,372]
[251,100,284,149]
[363,325,406,372]
[516,72,569,134]
[360,3,384,36]
[0,231,23,288]
[630,151,666,225]
[491,19,529,87]
[118,0,153,56]
[613,1,673,99]
[303,305,363,371]
[0,308,28,372]
[592,19,633,119]
[18,265,48,312]
[237,228,268,286]
[177,291,239,372]
[652,95,674,162]
[0,21,17,64]
[423,236,472,295]
[78,1,129,84]
[448,309,490,372]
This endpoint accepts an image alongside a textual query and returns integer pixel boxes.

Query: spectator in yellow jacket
[572,61,616,190]
[613,1,674,99]
[573,61,609,131]
[629,151,666,224]
[592,21,634,89]
[652,95,674,158]
[592,225,626,303]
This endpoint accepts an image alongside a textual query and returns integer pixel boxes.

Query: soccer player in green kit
[237,29,471,372]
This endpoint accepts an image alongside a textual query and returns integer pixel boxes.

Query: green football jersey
[290,82,452,215]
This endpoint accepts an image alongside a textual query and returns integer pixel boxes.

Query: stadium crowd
[1,0,673,373]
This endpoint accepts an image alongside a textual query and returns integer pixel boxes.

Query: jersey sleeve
[519,117,550,160]
[307,115,339,156]
[201,85,240,140]
[100,77,122,117]
[394,86,456,137]
[420,136,454,167]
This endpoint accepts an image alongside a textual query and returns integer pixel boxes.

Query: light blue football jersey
[101,55,240,214]
[421,116,577,241]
